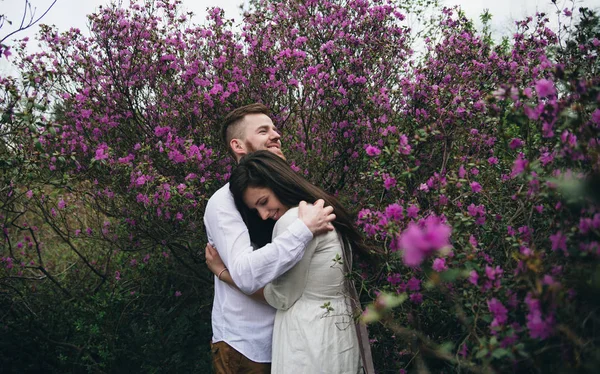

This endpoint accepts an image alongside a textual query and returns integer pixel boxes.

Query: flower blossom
[398,216,452,267]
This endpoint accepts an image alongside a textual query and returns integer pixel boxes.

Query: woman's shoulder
[283,206,299,218]
[274,207,299,230]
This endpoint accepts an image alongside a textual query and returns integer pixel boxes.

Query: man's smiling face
[239,113,285,160]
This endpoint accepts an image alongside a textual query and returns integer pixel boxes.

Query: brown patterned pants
[210,341,271,374]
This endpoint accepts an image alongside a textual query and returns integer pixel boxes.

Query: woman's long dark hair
[229,150,372,257]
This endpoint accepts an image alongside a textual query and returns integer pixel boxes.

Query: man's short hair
[221,103,271,158]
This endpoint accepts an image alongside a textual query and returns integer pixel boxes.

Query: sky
[1,0,598,75]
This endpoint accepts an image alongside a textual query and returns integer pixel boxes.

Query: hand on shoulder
[298,199,335,236]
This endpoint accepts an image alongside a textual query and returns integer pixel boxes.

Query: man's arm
[204,190,334,294]
[263,208,318,310]
[205,243,267,303]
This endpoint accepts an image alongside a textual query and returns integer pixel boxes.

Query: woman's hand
[205,243,226,276]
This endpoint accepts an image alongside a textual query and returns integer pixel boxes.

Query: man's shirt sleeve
[204,190,313,294]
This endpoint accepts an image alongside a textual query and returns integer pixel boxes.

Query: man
[203,103,335,373]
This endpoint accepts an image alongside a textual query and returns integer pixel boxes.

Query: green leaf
[440,268,461,282]
[492,348,511,359]
[475,348,489,359]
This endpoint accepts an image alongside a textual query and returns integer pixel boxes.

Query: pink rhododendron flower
[94,144,109,160]
[365,145,381,156]
[470,181,482,193]
[511,153,528,178]
[535,79,556,98]
[384,176,396,190]
[384,204,403,221]
[487,298,508,327]
[406,204,419,218]
[591,109,600,125]
[398,216,452,267]
[525,293,554,339]
[550,231,568,255]
[509,138,524,149]
[432,258,448,272]
[468,270,479,286]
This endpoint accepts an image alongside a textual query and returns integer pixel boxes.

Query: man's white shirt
[203,183,313,362]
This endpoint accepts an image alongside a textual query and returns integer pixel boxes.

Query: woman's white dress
[263,207,360,374]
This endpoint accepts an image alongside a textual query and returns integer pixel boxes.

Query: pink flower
[398,216,452,267]
[432,258,448,272]
[487,298,508,327]
[407,277,421,291]
[470,181,482,193]
[591,109,600,125]
[406,204,419,218]
[365,145,381,156]
[511,154,528,178]
[2,46,11,59]
[509,138,524,149]
[549,231,567,255]
[385,204,404,221]
[175,291,182,297]
[94,144,109,160]
[525,293,554,339]
[409,293,423,304]
[57,199,66,209]
[487,157,498,165]
[468,270,479,286]
[535,79,556,98]
[384,177,396,190]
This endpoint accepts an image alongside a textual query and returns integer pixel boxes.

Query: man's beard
[245,141,286,160]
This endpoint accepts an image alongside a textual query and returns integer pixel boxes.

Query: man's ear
[230,139,246,158]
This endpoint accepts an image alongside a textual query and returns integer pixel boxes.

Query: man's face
[239,113,285,159]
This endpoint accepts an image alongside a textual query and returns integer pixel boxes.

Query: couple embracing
[203,103,375,374]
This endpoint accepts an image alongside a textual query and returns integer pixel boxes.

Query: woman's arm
[205,243,266,303]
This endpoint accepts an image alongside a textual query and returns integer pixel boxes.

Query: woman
[206,150,373,374]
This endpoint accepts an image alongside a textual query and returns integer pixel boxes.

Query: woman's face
[243,186,290,221]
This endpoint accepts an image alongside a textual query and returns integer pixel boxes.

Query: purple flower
[94,144,109,160]
[407,277,421,291]
[135,175,148,187]
[175,291,182,297]
[115,271,121,281]
[509,138,524,149]
[409,293,423,304]
[365,145,381,156]
[384,176,396,190]
[549,231,568,255]
[468,270,479,286]
[432,258,448,272]
[525,293,554,339]
[487,298,508,327]
[398,216,452,267]
[535,79,556,98]
[470,181,482,193]
[591,109,600,125]
[406,204,419,218]
[511,153,528,178]
[385,204,404,221]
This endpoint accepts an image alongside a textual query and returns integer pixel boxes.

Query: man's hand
[205,243,226,276]
[298,199,335,236]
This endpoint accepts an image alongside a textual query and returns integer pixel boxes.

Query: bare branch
[0,0,58,45]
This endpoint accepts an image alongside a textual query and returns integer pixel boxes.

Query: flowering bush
[1,0,599,372]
